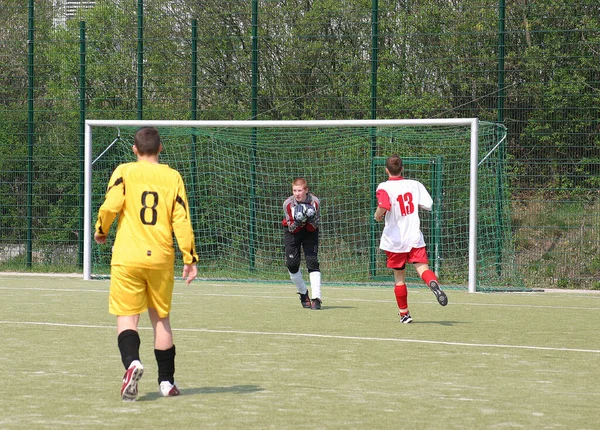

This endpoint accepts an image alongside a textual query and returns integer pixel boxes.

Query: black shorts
[283,228,320,272]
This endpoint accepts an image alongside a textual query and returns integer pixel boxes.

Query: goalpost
[84,118,522,292]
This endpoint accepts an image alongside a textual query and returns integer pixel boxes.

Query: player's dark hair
[386,154,403,176]
[134,127,161,155]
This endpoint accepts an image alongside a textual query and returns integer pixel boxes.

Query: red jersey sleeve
[376,188,391,211]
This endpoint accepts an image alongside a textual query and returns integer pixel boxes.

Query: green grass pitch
[1,274,599,428]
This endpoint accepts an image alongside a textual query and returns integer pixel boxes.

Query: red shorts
[385,247,428,269]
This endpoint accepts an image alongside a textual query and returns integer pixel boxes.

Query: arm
[171,175,198,284]
[283,198,304,233]
[418,182,433,212]
[305,195,320,230]
[374,188,391,222]
[94,166,125,243]
[374,206,387,222]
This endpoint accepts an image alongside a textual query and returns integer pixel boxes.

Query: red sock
[394,284,408,310]
[421,270,437,287]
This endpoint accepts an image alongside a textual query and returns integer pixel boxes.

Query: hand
[374,207,387,222]
[305,206,316,221]
[94,232,106,244]
[182,263,198,285]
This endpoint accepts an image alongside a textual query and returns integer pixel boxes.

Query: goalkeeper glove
[305,206,316,221]
[293,205,308,223]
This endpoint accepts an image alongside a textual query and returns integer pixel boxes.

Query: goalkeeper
[374,154,448,324]
[282,177,322,310]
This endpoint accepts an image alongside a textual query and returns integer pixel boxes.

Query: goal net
[84,119,523,292]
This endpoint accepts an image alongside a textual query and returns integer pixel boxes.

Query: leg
[284,230,307,293]
[414,262,448,306]
[308,271,322,309]
[285,230,311,308]
[303,230,322,305]
[385,251,412,323]
[393,268,408,312]
[117,315,144,401]
[117,315,141,368]
[148,307,173,350]
[414,261,434,283]
[146,270,180,396]
[111,266,147,369]
[393,266,406,286]
[110,265,147,401]
[149,308,178,393]
[289,269,308,294]
[393,268,412,323]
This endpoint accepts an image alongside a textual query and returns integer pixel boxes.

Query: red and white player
[374,154,448,323]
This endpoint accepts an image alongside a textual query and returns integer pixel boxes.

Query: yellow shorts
[109,265,175,318]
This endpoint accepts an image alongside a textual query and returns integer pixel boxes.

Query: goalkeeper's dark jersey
[282,193,320,233]
[95,161,198,269]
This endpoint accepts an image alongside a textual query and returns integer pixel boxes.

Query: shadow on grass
[138,384,265,401]
[315,305,355,310]
[411,320,466,326]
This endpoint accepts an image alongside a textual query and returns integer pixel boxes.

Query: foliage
[0,0,598,288]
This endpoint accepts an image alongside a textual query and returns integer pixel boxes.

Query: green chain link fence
[0,0,598,289]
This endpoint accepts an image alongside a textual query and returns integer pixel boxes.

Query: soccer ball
[293,205,308,223]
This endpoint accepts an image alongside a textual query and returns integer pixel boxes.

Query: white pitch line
[2,286,600,310]
[186,293,600,310]
[0,287,109,294]
[2,320,599,354]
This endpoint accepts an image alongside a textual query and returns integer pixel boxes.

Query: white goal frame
[84,118,480,293]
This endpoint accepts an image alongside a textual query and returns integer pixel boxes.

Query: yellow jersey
[95,160,198,269]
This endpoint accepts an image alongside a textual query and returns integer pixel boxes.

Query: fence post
[27,0,35,268]
[78,21,87,267]
[369,0,379,277]
[495,0,507,275]
[249,0,259,271]
[137,0,144,119]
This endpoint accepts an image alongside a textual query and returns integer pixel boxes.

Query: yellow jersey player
[94,126,198,401]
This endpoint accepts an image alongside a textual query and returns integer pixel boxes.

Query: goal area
[84,119,523,292]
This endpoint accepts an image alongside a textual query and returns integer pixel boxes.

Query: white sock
[309,271,321,300]
[289,270,308,294]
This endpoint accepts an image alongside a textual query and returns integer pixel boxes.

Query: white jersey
[376,177,433,253]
